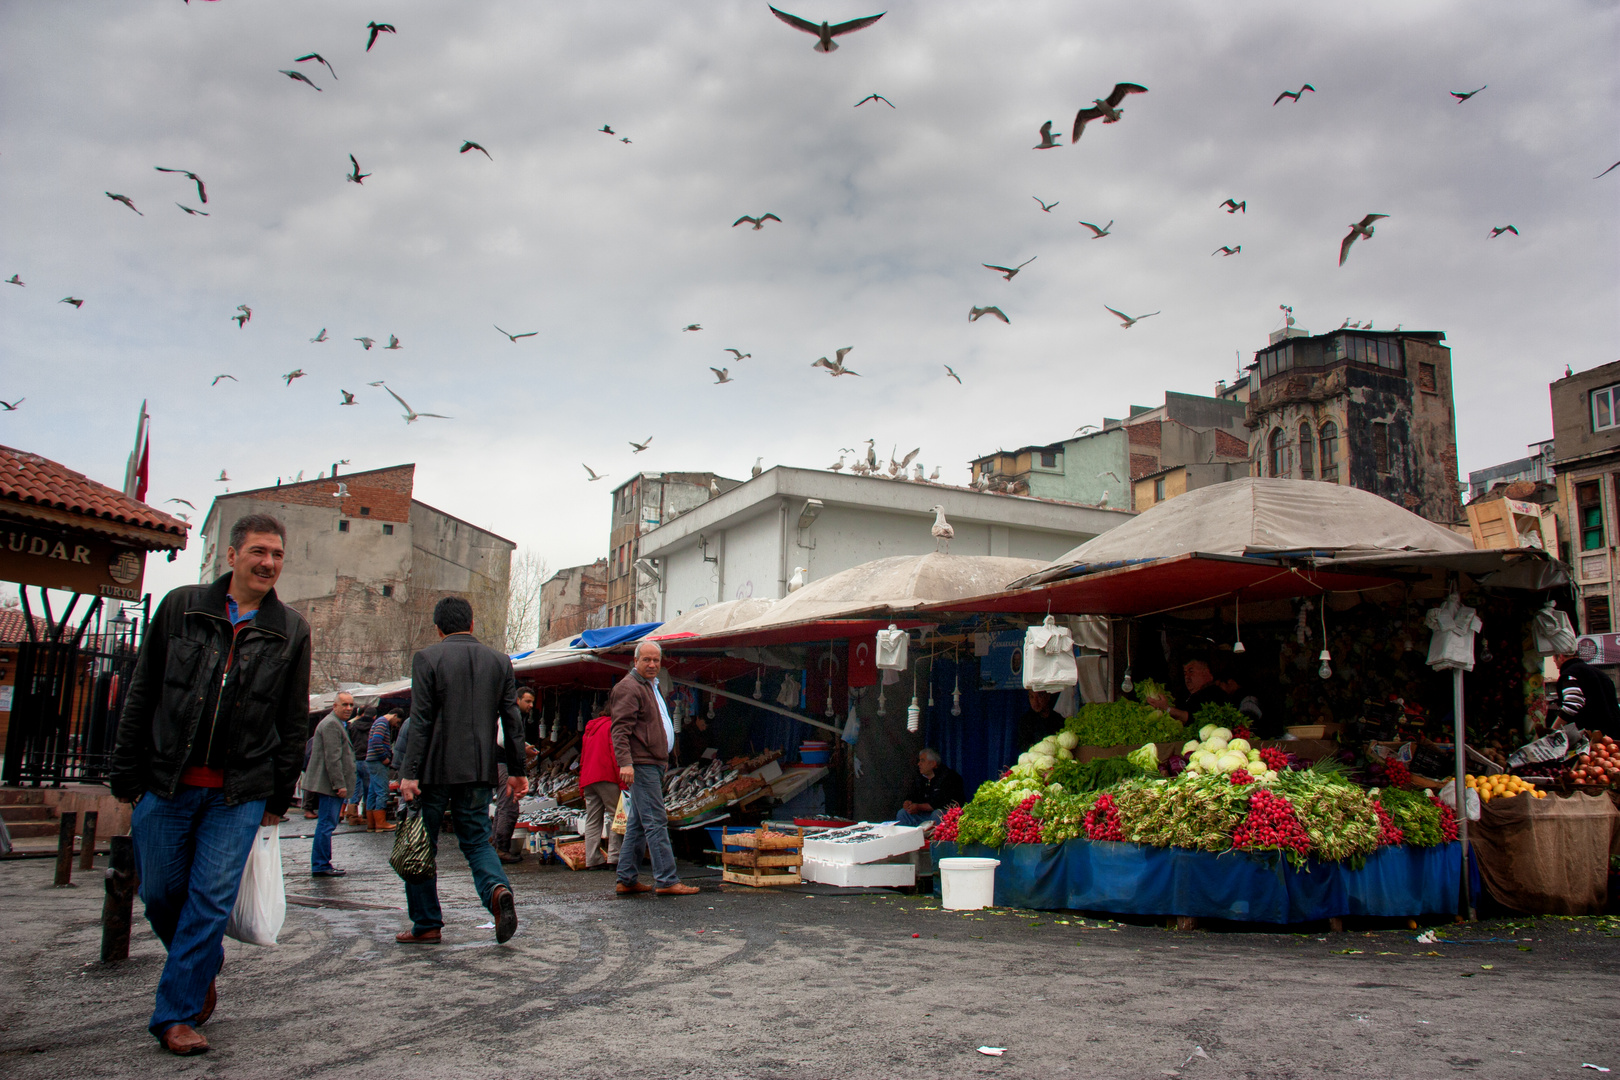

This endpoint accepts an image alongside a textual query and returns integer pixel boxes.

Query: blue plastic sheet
[932,839,1463,922]
[569,623,662,649]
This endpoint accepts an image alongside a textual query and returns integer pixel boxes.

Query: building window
[1417,362,1437,393]
[360,506,371,516]
[338,519,349,533]
[1154,478,1165,501]
[1040,450,1057,468]
[1267,428,1289,477]
[1345,335,1403,371]
[1319,422,1338,480]
[1298,423,1314,480]
[381,584,394,598]
[1585,595,1612,635]
[1578,480,1605,551]
[1372,422,1391,475]
[1593,386,1620,432]
[382,523,394,536]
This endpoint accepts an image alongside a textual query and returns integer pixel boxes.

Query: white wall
[202,496,412,603]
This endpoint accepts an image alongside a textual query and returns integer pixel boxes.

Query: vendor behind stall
[1146,657,1250,727]
[895,748,964,827]
[1552,649,1620,732]
[1015,690,1064,754]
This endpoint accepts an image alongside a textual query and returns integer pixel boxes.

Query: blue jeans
[404,784,511,934]
[311,792,344,872]
[617,764,678,888]
[895,807,944,827]
[366,760,391,814]
[130,786,266,1039]
[347,762,370,808]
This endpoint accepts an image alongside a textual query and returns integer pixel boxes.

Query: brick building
[198,464,514,689]
[605,472,737,626]
[537,559,609,646]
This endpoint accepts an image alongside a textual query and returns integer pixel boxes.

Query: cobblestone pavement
[2,823,1617,1079]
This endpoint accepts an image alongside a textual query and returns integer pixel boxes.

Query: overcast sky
[2,0,1616,601]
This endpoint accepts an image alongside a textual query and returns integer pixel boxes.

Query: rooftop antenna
[1279,304,1295,329]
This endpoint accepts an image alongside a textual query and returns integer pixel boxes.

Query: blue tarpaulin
[569,623,662,650]
[932,839,1462,922]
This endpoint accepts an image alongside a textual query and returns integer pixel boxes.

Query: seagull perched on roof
[768,6,886,52]
[383,385,451,424]
[969,306,1009,323]
[1338,214,1388,265]
[1072,83,1148,142]
[752,457,764,478]
[1273,84,1315,105]
[788,567,808,592]
[930,506,954,553]
[982,256,1036,281]
[1104,305,1159,328]
[733,213,782,230]
[812,347,860,376]
[1032,121,1062,150]
[710,367,734,384]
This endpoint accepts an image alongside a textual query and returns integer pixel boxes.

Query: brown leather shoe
[655,882,701,896]
[160,1024,209,1055]
[193,979,216,1026]
[395,928,442,944]
[615,881,653,895]
[490,884,517,943]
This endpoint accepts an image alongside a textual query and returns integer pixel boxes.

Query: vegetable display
[1063,699,1187,747]
[1465,773,1545,801]
[1179,723,1281,782]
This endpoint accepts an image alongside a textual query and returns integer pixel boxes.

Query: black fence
[2,590,146,788]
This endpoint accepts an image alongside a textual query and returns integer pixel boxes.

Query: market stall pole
[1452,666,1473,920]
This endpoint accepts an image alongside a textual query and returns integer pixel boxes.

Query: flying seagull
[295,52,337,80]
[154,166,207,203]
[211,374,236,386]
[6,275,23,286]
[1219,199,1246,214]
[1104,305,1160,328]
[1072,83,1148,142]
[311,328,328,342]
[812,347,860,376]
[0,399,24,412]
[733,213,782,230]
[106,192,143,215]
[233,304,252,328]
[724,348,751,361]
[599,124,615,135]
[176,203,209,216]
[282,369,307,385]
[943,364,961,384]
[629,437,652,453]
[1489,225,1519,238]
[460,141,492,159]
[969,306,1009,324]
[1338,213,1388,266]
[355,336,376,350]
[982,256,1036,281]
[165,498,196,510]
[767,6,886,52]
[385,335,402,350]
[1212,245,1241,256]
[60,297,84,308]
[1273,84,1315,105]
[1450,86,1486,102]
[279,68,322,91]
[346,154,370,184]
[1032,196,1058,212]
[339,390,357,405]
[1033,121,1061,150]
[495,325,538,342]
[1597,161,1620,179]
[582,464,606,481]
[1078,219,1114,238]
[682,324,702,332]
[384,385,451,424]
[854,94,894,108]
[620,137,632,144]
[332,482,352,498]
[367,381,386,386]
[366,21,396,51]
[710,367,734,384]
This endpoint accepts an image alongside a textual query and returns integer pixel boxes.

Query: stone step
[0,790,48,807]
[0,805,52,822]
[5,821,60,839]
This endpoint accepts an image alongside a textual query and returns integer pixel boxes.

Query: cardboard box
[802,822,927,865]
[801,857,916,888]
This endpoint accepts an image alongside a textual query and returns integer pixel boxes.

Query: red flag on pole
[134,430,149,503]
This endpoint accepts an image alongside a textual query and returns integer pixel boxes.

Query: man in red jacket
[579,714,624,869]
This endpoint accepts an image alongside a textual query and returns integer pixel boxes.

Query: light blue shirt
[651,682,675,753]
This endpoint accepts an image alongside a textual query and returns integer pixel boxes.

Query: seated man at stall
[894,748,965,828]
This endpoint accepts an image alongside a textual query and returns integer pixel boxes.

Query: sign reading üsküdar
[0,513,147,600]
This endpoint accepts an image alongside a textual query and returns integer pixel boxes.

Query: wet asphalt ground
[2,822,1618,1079]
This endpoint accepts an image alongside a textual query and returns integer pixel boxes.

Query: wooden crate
[720,826,803,887]
[722,867,802,887]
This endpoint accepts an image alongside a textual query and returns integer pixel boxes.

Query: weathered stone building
[1551,360,1620,633]
[537,559,609,646]
[606,472,738,626]
[1244,328,1461,525]
[198,464,514,689]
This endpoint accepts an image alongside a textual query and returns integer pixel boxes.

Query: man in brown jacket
[610,640,699,895]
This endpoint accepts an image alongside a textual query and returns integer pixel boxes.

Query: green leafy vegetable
[1133,678,1175,709]
[1193,702,1247,733]
[1377,787,1443,847]
[1063,699,1186,747]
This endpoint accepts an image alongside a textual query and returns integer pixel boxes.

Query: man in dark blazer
[395,597,528,944]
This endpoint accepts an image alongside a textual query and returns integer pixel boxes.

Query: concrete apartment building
[1551,360,1620,633]
[198,464,514,689]
[537,559,609,646]
[636,466,1132,620]
[1467,440,1555,503]
[1243,326,1461,525]
[605,471,739,626]
[970,392,1250,512]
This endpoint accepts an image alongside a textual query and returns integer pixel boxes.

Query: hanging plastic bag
[876,625,909,670]
[842,703,861,746]
[1532,601,1577,657]
[389,804,436,883]
[611,790,631,836]
[225,824,286,946]
[1023,615,1078,692]
[1437,778,1481,822]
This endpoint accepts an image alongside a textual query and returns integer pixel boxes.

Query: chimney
[332,462,340,477]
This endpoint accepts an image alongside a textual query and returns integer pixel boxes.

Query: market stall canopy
[309,676,411,714]
[569,622,661,649]
[1022,477,1472,587]
[651,597,777,641]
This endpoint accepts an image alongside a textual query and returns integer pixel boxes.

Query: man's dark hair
[433,596,474,635]
[230,513,287,550]
[516,686,535,700]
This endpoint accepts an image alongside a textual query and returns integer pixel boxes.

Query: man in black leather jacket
[111,513,311,1056]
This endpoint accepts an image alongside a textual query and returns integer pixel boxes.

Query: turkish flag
[847,636,877,687]
[134,434,149,503]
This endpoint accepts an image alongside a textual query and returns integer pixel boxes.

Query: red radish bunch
[1084,793,1125,841]
[1229,768,1255,785]
[1231,789,1310,856]
[1233,725,1253,741]
[1371,799,1404,846]
[1382,758,1411,787]
[933,806,962,843]
[1428,794,1458,842]
[1258,746,1290,772]
[1006,794,1044,845]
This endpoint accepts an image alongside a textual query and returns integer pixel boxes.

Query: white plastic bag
[876,625,909,670]
[1023,615,1078,692]
[226,824,285,946]
[1437,778,1481,823]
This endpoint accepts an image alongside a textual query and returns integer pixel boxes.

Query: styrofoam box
[801,857,916,888]
[802,822,927,865]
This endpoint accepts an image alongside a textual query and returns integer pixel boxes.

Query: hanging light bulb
[906,695,921,733]
[707,692,715,720]
[926,665,935,708]
[1120,620,1134,694]
[877,681,886,712]
[753,667,763,700]
[1232,593,1245,655]
[824,681,835,718]
[951,669,962,717]
[1318,597,1331,679]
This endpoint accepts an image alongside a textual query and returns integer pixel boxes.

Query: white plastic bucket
[939,857,1000,910]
